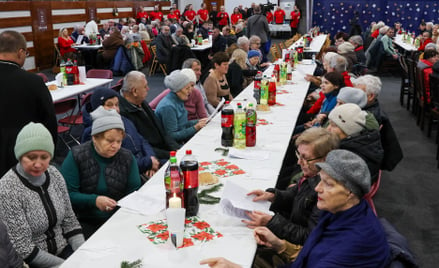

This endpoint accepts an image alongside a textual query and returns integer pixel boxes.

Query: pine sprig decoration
[199,183,223,204]
[121,259,143,268]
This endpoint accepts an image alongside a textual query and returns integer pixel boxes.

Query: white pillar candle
[169,193,181,208]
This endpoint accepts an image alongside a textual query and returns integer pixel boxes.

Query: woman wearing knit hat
[0,122,84,267]
[61,107,141,238]
[327,103,384,183]
[81,87,162,178]
[156,69,208,143]
[201,150,391,268]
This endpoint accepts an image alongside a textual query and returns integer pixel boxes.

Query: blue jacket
[82,109,157,173]
[320,90,339,114]
[155,92,198,143]
[292,199,391,268]
[111,46,134,76]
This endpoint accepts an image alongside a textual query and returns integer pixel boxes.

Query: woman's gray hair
[329,54,348,72]
[121,71,146,93]
[235,23,243,32]
[249,35,261,44]
[237,36,249,47]
[353,75,382,97]
[379,26,390,35]
[182,58,201,69]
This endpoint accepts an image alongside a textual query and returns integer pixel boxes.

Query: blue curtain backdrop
[312,0,439,36]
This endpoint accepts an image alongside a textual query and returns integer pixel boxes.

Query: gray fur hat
[164,70,191,93]
[316,149,371,198]
[337,87,367,108]
[91,106,125,136]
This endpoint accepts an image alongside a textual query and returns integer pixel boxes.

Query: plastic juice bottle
[233,103,246,149]
[279,62,287,85]
[59,60,66,87]
[260,76,269,105]
[180,150,199,217]
[245,103,256,147]
[268,75,277,106]
[164,151,184,208]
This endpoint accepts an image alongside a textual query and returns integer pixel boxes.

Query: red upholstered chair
[54,98,81,149]
[149,89,171,110]
[363,170,382,216]
[86,69,113,79]
[36,72,49,82]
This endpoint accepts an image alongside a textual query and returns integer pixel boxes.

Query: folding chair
[54,98,81,149]
[36,73,49,83]
[149,45,167,76]
[363,170,382,216]
[111,78,124,92]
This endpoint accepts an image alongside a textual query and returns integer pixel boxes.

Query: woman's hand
[254,227,285,253]
[315,113,327,124]
[96,196,117,212]
[247,190,275,202]
[241,211,273,228]
[200,257,242,268]
[195,118,208,131]
[151,156,160,171]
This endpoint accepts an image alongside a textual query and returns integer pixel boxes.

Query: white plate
[301,59,313,65]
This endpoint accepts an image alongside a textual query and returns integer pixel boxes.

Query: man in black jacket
[152,25,174,70]
[118,71,180,159]
[0,31,57,177]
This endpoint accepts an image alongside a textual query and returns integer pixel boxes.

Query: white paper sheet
[207,98,225,123]
[220,180,272,219]
[228,147,270,160]
[117,190,165,216]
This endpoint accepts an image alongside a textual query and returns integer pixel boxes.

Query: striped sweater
[0,165,82,263]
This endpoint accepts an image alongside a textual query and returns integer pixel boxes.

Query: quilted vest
[71,141,132,201]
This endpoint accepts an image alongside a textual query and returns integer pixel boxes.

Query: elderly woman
[204,52,233,107]
[244,128,339,266]
[155,69,208,143]
[81,88,161,178]
[249,35,270,66]
[0,122,84,267]
[61,108,141,238]
[58,27,77,58]
[337,42,358,72]
[327,103,383,183]
[201,150,391,268]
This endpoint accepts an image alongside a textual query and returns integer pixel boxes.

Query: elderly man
[247,5,270,57]
[118,71,180,159]
[210,27,226,57]
[353,74,403,171]
[153,25,174,69]
[237,36,250,52]
[182,58,215,114]
[0,31,57,176]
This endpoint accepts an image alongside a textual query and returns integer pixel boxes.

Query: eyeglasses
[20,48,29,57]
[295,149,323,165]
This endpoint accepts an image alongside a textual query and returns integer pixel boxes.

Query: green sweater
[61,145,140,222]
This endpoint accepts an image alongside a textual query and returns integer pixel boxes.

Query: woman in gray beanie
[155,69,208,143]
[0,122,84,267]
[327,103,384,183]
[61,107,141,238]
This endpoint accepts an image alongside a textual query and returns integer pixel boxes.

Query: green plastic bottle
[233,103,246,149]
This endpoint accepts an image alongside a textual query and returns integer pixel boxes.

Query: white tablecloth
[269,24,291,32]
[393,34,418,52]
[289,34,328,54]
[48,78,113,102]
[61,62,317,268]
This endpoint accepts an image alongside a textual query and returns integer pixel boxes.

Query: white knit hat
[164,70,191,93]
[328,103,367,136]
[180,68,196,84]
[337,87,367,108]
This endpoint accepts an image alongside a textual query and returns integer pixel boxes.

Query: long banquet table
[61,38,326,268]
[48,78,113,102]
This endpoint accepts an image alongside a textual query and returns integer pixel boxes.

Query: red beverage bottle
[274,64,280,83]
[268,76,277,106]
[73,60,79,85]
[165,151,184,208]
[221,101,234,147]
[180,150,199,217]
[246,103,256,147]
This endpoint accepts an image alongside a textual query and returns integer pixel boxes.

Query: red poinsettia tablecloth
[138,216,223,248]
